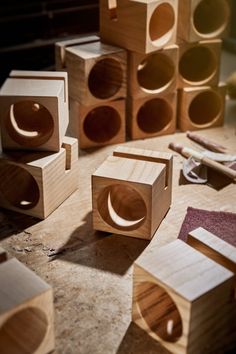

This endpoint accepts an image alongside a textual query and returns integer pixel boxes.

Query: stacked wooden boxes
[177,0,231,131]
[100,0,179,140]
[0,71,79,219]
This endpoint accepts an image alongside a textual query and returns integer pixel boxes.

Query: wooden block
[0,247,7,263]
[178,40,222,88]
[133,239,235,354]
[0,71,69,152]
[177,0,231,43]
[128,45,178,98]
[69,98,126,149]
[177,83,226,132]
[92,146,173,239]
[127,92,177,140]
[65,41,127,105]
[55,34,100,70]
[100,0,178,54]
[0,137,79,219]
[0,258,54,354]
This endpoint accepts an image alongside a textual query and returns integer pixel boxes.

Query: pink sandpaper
[178,207,236,247]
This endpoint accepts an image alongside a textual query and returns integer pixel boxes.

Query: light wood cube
[0,71,69,152]
[65,41,127,105]
[100,0,178,54]
[55,34,100,70]
[133,239,235,354]
[177,0,230,43]
[177,84,226,131]
[0,257,54,354]
[0,137,79,219]
[69,98,126,149]
[127,92,177,140]
[178,40,222,88]
[92,146,173,240]
[128,45,178,98]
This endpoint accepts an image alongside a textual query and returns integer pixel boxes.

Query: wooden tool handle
[202,156,236,180]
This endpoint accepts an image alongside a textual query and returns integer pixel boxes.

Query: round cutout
[137,53,175,93]
[0,163,40,209]
[188,90,222,126]
[6,101,54,147]
[83,106,121,143]
[193,0,230,37]
[97,184,147,231]
[0,307,48,354]
[179,46,217,84]
[88,58,123,99]
[149,3,175,47]
[136,282,183,342]
[137,98,172,134]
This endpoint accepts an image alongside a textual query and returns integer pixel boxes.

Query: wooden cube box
[127,92,177,140]
[0,137,79,219]
[177,84,226,131]
[69,98,126,149]
[133,239,235,354]
[177,0,230,43]
[92,146,173,240]
[128,45,178,98]
[65,41,127,105]
[0,256,54,354]
[178,40,222,88]
[0,71,69,152]
[100,0,178,54]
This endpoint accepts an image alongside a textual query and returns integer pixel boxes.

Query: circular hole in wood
[149,3,175,46]
[136,282,183,342]
[137,53,175,93]
[189,90,222,126]
[5,101,54,147]
[137,98,172,134]
[0,307,48,354]
[179,46,217,84]
[97,184,147,231]
[0,163,40,210]
[88,58,123,99]
[193,0,230,37]
[83,106,121,143]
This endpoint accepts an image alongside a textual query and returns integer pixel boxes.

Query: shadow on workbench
[51,212,149,275]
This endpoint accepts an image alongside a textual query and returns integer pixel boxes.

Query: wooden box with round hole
[128,45,178,99]
[69,98,126,149]
[92,146,173,240]
[100,0,178,54]
[178,39,222,89]
[177,0,231,43]
[133,239,235,354]
[127,92,177,140]
[0,256,54,354]
[177,83,226,131]
[0,71,69,152]
[0,137,79,219]
[65,41,127,106]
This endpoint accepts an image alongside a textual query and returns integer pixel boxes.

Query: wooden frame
[177,84,226,131]
[0,71,69,152]
[133,238,235,354]
[127,92,177,140]
[128,45,178,98]
[100,0,178,54]
[65,41,127,105]
[69,98,126,149]
[178,39,222,88]
[177,0,231,43]
[92,146,173,240]
[0,137,79,219]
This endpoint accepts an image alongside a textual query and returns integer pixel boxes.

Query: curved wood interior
[149,3,175,46]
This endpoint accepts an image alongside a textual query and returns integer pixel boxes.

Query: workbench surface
[0,50,236,354]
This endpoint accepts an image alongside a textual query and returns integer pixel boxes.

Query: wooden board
[0,51,235,354]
